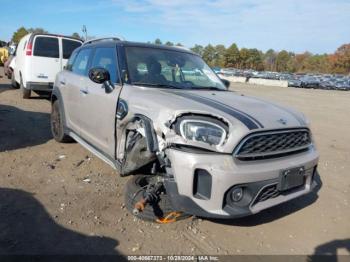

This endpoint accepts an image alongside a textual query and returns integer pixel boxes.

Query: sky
[0,0,349,54]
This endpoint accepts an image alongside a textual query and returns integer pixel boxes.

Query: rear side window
[62,39,82,59]
[90,48,119,83]
[72,49,92,76]
[33,37,59,58]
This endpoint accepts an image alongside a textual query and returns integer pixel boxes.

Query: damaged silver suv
[51,38,319,222]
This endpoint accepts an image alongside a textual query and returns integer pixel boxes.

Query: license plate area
[278,166,305,191]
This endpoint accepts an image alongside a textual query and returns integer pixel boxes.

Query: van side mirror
[88,67,114,93]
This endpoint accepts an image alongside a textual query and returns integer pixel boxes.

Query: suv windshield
[125,46,226,90]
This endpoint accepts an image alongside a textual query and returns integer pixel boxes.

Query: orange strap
[156,212,182,224]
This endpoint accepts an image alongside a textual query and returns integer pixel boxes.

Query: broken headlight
[179,120,227,146]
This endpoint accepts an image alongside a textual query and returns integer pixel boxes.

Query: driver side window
[72,49,92,76]
[90,48,119,83]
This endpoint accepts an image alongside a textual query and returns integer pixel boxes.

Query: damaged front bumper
[164,146,319,219]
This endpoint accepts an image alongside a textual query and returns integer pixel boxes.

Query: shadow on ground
[0,104,52,152]
[0,188,126,259]
[307,239,350,262]
[207,172,322,226]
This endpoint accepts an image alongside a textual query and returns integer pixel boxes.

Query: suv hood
[164,90,306,130]
[122,86,309,153]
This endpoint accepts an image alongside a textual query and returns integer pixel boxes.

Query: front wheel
[125,175,190,223]
[51,100,73,143]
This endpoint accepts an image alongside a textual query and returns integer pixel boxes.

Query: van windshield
[125,46,226,90]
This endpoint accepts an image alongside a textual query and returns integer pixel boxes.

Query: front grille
[234,129,311,160]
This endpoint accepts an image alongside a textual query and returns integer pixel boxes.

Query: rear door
[61,38,82,69]
[79,47,122,158]
[31,36,60,83]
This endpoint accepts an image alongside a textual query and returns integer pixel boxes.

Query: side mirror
[89,67,110,84]
[88,67,114,93]
[220,78,230,88]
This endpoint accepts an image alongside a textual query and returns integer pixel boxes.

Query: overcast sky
[1,0,349,54]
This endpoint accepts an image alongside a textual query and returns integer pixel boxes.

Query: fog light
[231,187,243,202]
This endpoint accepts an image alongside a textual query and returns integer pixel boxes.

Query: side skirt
[68,131,122,173]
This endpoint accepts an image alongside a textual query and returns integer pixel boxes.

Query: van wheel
[125,175,190,223]
[11,73,19,89]
[20,78,31,98]
[51,100,73,143]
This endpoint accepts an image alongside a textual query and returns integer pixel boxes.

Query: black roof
[82,38,196,55]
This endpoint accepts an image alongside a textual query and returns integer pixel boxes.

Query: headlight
[179,119,227,146]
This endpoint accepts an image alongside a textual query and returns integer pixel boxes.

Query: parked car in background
[4,55,14,79]
[288,78,302,88]
[4,46,16,83]
[0,42,9,65]
[14,33,83,99]
[300,76,319,88]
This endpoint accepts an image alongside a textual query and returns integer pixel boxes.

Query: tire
[20,77,31,99]
[11,72,19,89]
[125,175,190,223]
[51,100,73,143]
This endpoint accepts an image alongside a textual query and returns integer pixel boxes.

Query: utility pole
[82,25,87,41]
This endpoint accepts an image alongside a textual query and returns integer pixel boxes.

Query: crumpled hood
[121,86,308,153]
[163,90,306,130]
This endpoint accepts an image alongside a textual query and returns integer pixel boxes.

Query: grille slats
[255,184,280,204]
[235,129,311,160]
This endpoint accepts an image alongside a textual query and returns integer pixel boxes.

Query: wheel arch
[117,113,160,176]
[51,89,68,133]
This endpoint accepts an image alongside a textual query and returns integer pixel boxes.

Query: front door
[79,47,122,158]
[65,48,93,133]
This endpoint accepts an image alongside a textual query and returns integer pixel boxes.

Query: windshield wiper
[193,87,226,91]
[131,82,186,89]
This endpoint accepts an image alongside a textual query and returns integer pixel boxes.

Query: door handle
[60,80,66,85]
[80,89,88,95]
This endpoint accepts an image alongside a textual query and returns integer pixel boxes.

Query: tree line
[11,27,82,44]
[153,39,350,75]
[9,27,350,75]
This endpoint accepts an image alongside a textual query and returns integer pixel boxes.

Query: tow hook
[132,181,163,215]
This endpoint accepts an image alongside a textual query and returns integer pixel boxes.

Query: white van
[14,33,82,98]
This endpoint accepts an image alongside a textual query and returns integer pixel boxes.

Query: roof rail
[82,37,124,45]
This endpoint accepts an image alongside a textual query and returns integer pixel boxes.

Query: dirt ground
[0,67,349,257]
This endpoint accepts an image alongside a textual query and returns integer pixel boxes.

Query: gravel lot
[0,67,349,257]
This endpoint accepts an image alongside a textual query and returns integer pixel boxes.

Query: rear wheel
[11,72,19,89]
[125,175,190,223]
[51,100,73,143]
[20,77,31,99]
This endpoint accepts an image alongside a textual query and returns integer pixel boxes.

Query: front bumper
[165,146,319,218]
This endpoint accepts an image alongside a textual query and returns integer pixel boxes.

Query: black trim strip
[194,93,264,128]
[167,91,260,130]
